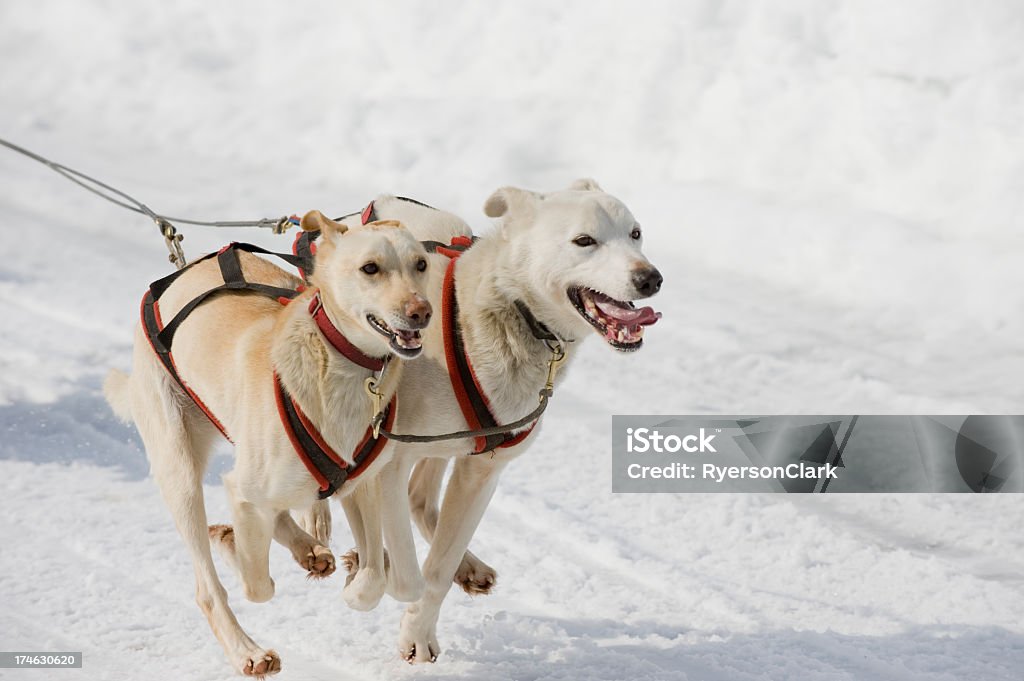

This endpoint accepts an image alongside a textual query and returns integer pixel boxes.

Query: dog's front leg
[340,477,387,611]
[399,454,507,664]
[409,458,498,595]
[380,456,425,602]
[296,499,332,547]
[273,512,336,579]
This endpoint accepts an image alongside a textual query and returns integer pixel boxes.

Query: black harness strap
[154,246,301,352]
[513,299,559,343]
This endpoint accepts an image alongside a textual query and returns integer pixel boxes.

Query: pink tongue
[634,306,662,326]
[595,299,662,326]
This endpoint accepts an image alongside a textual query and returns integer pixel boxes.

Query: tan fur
[105,219,433,676]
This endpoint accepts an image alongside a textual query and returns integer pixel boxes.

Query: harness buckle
[158,218,187,269]
[364,376,384,438]
[543,341,567,399]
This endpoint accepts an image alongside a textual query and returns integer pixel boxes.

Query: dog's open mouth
[567,287,661,351]
[367,314,423,358]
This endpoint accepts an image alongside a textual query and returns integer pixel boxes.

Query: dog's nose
[404,296,432,328]
[632,267,663,297]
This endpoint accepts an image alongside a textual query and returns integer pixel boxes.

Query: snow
[2,1,1023,679]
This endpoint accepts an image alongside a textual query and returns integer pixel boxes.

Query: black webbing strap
[513,299,559,342]
[141,290,184,396]
[152,245,302,352]
[293,231,317,280]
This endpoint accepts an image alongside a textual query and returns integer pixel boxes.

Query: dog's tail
[103,369,133,423]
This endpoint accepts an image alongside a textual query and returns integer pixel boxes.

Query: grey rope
[0,137,294,267]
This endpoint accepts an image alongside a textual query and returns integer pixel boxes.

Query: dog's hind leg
[131,362,280,676]
[409,458,497,596]
[339,478,387,611]
[222,471,276,604]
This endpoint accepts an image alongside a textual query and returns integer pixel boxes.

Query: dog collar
[308,293,388,372]
[513,299,572,343]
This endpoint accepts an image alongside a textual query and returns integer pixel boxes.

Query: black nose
[632,267,663,297]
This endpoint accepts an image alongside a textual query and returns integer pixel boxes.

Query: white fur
[308,184,661,663]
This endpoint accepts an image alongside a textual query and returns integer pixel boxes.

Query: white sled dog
[104,213,433,676]
[302,180,663,663]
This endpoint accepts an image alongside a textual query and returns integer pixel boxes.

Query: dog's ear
[483,186,539,218]
[569,178,603,192]
[300,210,348,238]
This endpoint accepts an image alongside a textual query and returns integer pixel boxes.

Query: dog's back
[337,195,472,245]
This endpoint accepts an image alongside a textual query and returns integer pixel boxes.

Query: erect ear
[569,177,603,192]
[300,210,347,238]
[483,186,540,218]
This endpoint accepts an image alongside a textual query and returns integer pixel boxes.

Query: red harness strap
[274,372,397,499]
[439,241,537,454]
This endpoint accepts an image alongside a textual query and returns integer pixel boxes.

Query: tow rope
[0,137,296,268]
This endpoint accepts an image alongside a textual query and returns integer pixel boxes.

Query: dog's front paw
[454,553,497,595]
[300,545,335,580]
[399,611,440,664]
[238,648,281,677]
[342,568,386,611]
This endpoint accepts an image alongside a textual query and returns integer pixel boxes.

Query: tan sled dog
[301,182,663,663]
[104,213,433,676]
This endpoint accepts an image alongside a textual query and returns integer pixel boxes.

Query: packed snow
[1,2,1023,679]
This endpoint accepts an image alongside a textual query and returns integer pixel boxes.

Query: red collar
[308,292,388,371]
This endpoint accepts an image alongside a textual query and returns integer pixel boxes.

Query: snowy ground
[2,2,1024,680]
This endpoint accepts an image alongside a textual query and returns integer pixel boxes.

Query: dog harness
[437,242,538,453]
[294,201,559,455]
[141,242,395,499]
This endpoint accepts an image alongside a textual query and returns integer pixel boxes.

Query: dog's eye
[360,262,379,275]
[416,259,427,272]
[573,235,597,247]
[630,227,642,240]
